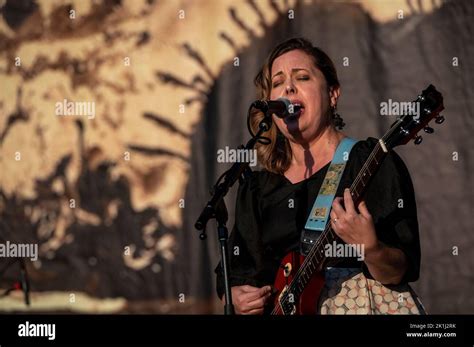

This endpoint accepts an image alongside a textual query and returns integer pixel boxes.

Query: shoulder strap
[301,137,357,255]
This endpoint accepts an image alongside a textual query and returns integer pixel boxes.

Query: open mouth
[287,100,305,119]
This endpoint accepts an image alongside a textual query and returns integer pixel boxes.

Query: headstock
[384,84,444,149]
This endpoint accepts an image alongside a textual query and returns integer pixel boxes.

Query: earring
[332,105,345,130]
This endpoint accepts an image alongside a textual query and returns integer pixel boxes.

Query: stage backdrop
[0,0,472,314]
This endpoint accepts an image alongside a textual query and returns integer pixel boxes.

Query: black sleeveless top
[215,137,420,298]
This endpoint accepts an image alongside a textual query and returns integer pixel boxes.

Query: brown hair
[252,37,341,175]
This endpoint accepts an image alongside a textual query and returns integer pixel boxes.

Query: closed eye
[272,75,309,88]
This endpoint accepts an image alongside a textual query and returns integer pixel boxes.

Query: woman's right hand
[226,285,273,315]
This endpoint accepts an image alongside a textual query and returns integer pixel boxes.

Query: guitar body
[272,251,325,315]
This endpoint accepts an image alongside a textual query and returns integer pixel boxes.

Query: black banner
[0,314,473,345]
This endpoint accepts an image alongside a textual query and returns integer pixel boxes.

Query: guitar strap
[300,137,358,256]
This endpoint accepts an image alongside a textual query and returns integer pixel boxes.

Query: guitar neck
[348,139,388,204]
[291,140,389,297]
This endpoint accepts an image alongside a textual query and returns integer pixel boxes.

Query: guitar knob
[414,135,423,145]
[283,263,292,277]
[424,126,434,134]
[435,115,445,124]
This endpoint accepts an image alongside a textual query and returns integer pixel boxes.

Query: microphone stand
[0,235,31,306]
[20,258,31,306]
[195,107,273,315]
[0,257,31,306]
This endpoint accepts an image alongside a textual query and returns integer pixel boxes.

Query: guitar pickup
[300,229,323,256]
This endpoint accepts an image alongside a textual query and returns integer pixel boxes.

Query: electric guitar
[271,85,444,315]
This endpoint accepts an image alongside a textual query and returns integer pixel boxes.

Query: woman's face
[269,49,339,144]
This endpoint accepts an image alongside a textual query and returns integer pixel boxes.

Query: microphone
[252,98,301,118]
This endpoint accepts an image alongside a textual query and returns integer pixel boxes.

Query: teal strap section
[304,137,357,231]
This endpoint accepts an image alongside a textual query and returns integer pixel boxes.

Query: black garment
[215,137,420,299]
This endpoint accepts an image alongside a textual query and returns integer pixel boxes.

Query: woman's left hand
[330,188,379,253]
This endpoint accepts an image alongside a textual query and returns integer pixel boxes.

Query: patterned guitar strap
[300,137,357,255]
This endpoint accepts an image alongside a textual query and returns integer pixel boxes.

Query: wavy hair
[252,37,341,174]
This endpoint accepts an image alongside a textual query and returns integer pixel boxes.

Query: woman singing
[215,37,422,315]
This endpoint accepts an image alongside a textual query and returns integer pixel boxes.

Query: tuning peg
[417,95,425,101]
[423,108,432,115]
[414,135,423,145]
[424,126,434,134]
[435,115,445,124]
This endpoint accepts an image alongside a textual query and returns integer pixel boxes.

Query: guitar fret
[306,267,312,283]
[370,161,377,174]
[356,179,364,193]
[305,270,311,286]
[353,186,361,201]
[308,259,315,271]
[317,247,324,263]
[326,232,334,245]
[376,147,385,161]
[323,232,329,243]
[353,184,359,198]
[319,244,325,260]
[297,281,304,293]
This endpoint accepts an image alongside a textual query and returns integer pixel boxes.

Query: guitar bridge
[278,285,297,315]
